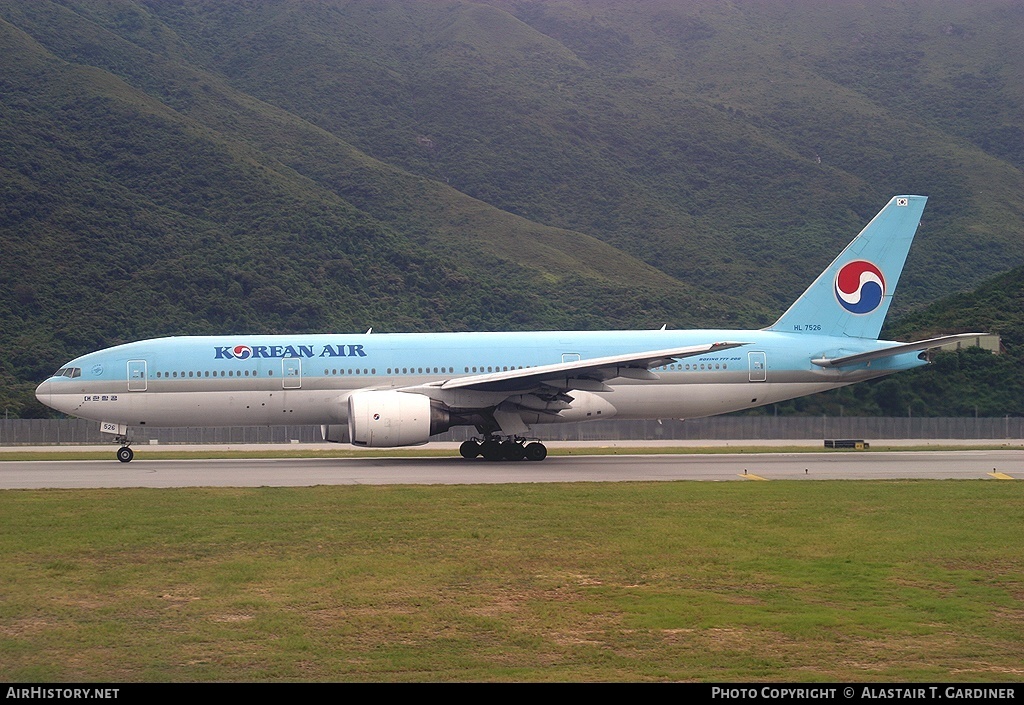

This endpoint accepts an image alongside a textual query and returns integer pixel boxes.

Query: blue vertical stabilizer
[769,195,927,339]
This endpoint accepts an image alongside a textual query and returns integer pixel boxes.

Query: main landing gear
[114,436,134,463]
[459,436,548,462]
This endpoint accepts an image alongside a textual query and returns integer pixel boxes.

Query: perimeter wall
[2,417,1021,445]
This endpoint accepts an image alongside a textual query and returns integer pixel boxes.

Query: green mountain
[2,0,1023,417]
[883,266,1024,416]
[121,0,1024,307]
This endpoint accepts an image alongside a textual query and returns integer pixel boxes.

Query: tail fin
[769,195,926,339]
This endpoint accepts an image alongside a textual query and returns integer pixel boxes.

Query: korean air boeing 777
[36,196,982,462]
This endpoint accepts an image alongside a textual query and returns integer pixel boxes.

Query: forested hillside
[885,265,1024,418]
[1,0,1022,417]
[129,0,1024,308]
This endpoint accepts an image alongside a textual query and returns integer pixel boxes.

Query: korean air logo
[230,345,253,360]
[835,260,886,314]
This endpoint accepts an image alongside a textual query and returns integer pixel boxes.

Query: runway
[0,449,1021,488]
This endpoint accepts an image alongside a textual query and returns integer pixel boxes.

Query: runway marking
[739,473,769,481]
[988,472,1016,480]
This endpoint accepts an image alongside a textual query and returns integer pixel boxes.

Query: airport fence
[1,416,1022,446]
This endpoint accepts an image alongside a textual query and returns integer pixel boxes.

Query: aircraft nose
[35,379,52,409]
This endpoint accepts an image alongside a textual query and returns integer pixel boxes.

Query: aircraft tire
[459,440,480,459]
[502,441,526,461]
[524,442,547,462]
[481,439,503,461]
[116,447,134,463]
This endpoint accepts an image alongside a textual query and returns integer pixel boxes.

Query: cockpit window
[52,367,81,379]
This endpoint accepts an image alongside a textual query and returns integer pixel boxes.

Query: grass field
[1,480,1022,682]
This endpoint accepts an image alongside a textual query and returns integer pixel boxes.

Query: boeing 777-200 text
[36,196,983,462]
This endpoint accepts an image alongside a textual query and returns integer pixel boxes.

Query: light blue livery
[36,196,983,462]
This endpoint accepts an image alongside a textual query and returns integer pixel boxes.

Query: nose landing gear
[114,436,134,463]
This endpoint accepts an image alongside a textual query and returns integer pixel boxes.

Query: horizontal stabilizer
[811,333,990,368]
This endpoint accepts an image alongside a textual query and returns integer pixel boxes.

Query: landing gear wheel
[459,440,481,459]
[480,439,504,461]
[501,440,526,461]
[524,442,547,462]
[116,446,134,463]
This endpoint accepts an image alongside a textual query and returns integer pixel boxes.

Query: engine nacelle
[347,391,451,447]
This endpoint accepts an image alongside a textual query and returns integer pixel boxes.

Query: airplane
[35,195,984,463]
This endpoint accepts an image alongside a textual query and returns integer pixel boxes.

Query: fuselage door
[127,360,148,391]
[748,352,767,382]
[282,357,302,389]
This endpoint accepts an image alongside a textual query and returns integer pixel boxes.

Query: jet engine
[347,390,452,447]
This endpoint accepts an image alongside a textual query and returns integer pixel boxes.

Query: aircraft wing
[385,341,747,437]
[811,333,990,368]
[434,341,750,393]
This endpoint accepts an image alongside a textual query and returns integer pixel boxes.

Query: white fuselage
[35,329,921,432]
